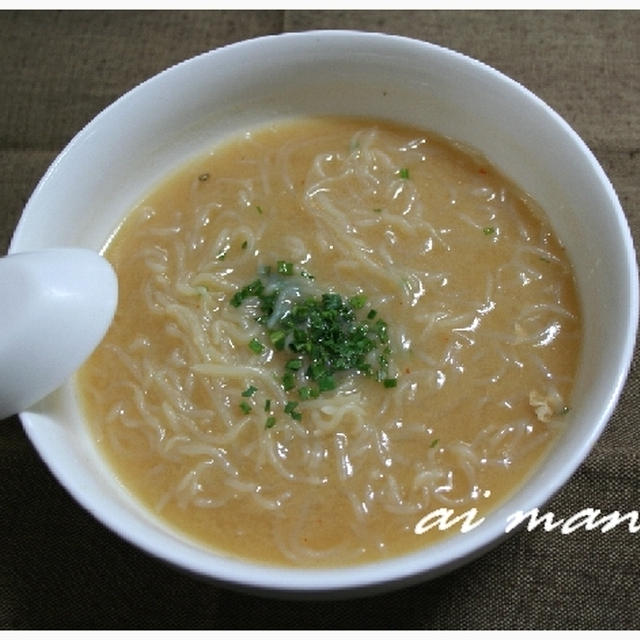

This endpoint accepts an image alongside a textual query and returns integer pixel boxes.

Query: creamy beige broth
[77,117,581,566]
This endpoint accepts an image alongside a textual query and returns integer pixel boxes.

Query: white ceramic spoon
[0,248,118,419]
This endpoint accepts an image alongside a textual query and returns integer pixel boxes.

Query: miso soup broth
[77,117,581,566]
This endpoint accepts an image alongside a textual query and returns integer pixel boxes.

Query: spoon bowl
[0,248,117,419]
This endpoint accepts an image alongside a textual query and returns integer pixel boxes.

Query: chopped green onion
[241,240,248,250]
[230,262,398,413]
[430,438,440,448]
[277,260,293,276]
[284,400,298,413]
[256,205,263,214]
[375,319,389,343]
[397,167,410,179]
[230,279,264,307]
[265,416,276,429]
[317,374,336,393]
[482,226,495,235]
[239,401,252,415]
[308,362,325,381]
[241,385,257,397]
[282,371,295,391]
[264,399,271,412]
[286,358,303,371]
[248,337,264,354]
[298,386,312,400]
[284,401,302,421]
[322,293,342,310]
[269,330,286,350]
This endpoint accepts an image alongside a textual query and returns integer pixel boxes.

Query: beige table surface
[1,10,639,629]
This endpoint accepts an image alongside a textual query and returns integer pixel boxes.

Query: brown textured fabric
[1,10,638,630]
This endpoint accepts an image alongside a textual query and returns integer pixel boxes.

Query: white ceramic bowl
[11,31,638,596]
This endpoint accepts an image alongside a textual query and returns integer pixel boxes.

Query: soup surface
[77,117,581,566]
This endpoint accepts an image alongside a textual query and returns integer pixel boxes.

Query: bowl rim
[13,29,639,595]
